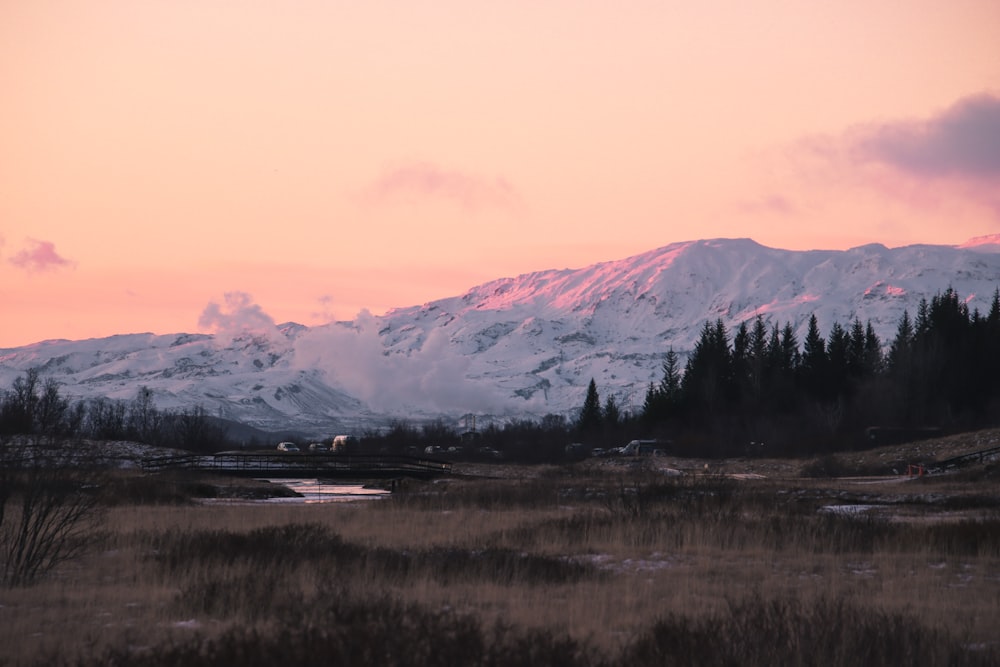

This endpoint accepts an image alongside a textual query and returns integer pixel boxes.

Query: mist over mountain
[3,237,999,434]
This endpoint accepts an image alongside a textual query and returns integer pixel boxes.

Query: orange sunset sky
[2,2,999,348]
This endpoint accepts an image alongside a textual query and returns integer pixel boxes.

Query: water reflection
[264,478,391,503]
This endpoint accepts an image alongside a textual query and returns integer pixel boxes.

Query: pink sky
[2,1,999,348]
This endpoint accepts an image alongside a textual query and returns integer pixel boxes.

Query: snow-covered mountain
[3,237,1000,433]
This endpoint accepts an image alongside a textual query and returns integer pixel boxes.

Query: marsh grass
[1,470,997,665]
[623,595,990,666]
[150,523,594,590]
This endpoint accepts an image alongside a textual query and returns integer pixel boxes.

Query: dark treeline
[355,415,589,464]
[634,287,1000,456]
[0,368,229,452]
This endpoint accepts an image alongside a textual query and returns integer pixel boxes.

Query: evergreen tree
[641,382,661,424]
[768,322,800,412]
[847,318,867,378]
[986,289,1000,396]
[578,379,603,433]
[917,289,970,418]
[799,314,827,400]
[731,321,751,401]
[641,348,683,426]
[766,323,783,376]
[659,348,683,408]
[826,322,850,398]
[862,321,883,376]
[928,288,969,343]
[779,322,801,371]
[886,309,920,424]
[915,298,930,338]
[887,310,914,374]
[988,288,1000,328]
[603,394,621,428]
[749,317,770,404]
[681,319,733,417]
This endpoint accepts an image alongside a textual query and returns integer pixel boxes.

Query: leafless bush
[0,437,106,587]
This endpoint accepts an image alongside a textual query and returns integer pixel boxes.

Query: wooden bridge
[141,451,452,480]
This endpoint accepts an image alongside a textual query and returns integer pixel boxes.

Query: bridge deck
[141,451,452,479]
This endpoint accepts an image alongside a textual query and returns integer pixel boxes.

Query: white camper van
[620,439,662,456]
[331,435,357,453]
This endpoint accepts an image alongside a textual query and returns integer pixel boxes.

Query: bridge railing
[929,445,1000,473]
[141,451,452,478]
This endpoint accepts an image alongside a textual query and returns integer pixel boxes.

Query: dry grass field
[1,431,999,666]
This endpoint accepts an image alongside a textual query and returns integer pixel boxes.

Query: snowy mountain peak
[2,238,1000,432]
[958,234,1000,252]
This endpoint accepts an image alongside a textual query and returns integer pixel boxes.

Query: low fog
[200,293,512,415]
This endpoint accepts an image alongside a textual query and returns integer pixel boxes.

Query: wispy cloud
[737,194,797,217]
[310,294,337,323]
[9,239,74,273]
[364,161,520,212]
[851,93,1000,180]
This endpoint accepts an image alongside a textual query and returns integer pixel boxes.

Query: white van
[331,435,357,453]
[621,440,659,456]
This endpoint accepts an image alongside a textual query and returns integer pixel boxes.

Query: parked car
[308,442,329,452]
[276,441,300,452]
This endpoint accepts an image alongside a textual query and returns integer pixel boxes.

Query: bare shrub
[0,438,105,587]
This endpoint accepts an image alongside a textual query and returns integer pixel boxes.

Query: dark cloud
[853,93,1000,180]
[9,239,73,272]
[365,161,519,211]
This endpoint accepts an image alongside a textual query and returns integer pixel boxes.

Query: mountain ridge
[3,238,999,434]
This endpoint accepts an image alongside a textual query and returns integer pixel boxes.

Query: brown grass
[1,463,998,666]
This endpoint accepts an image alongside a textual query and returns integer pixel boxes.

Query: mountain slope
[2,238,999,432]
[373,238,999,416]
